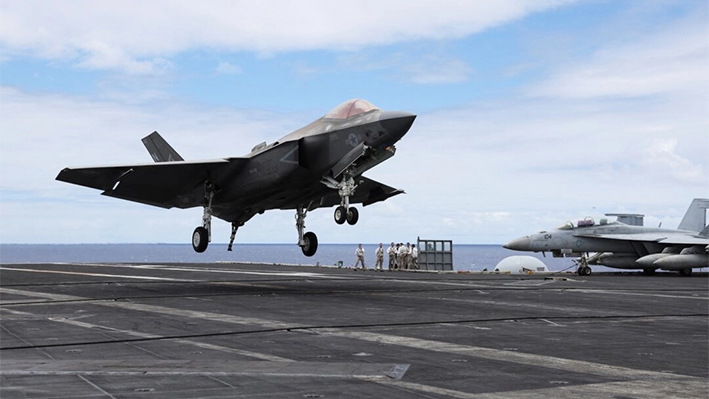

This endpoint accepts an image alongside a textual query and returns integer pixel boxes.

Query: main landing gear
[192,182,215,253]
[296,204,318,257]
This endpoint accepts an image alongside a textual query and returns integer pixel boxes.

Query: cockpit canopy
[324,99,379,120]
[556,216,619,230]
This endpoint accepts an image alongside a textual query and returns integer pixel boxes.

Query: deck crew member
[387,242,396,270]
[411,244,419,270]
[405,242,412,269]
[375,243,384,271]
[354,244,366,270]
[397,243,407,270]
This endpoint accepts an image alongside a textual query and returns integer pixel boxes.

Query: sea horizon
[1,243,600,272]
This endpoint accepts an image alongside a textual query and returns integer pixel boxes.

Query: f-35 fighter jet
[57,99,416,256]
[504,199,709,276]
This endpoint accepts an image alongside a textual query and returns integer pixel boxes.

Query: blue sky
[1,0,707,245]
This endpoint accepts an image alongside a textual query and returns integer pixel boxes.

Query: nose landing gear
[328,170,360,227]
[575,253,592,276]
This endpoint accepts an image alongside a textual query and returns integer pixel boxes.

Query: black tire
[643,268,656,276]
[678,268,692,277]
[301,231,318,257]
[192,227,209,253]
[346,207,359,225]
[578,266,591,276]
[334,206,347,225]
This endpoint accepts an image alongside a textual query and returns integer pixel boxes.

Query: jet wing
[279,176,404,211]
[574,232,709,246]
[56,158,244,209]
[351,176,405,207]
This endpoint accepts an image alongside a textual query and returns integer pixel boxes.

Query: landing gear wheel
[643,268,656,276]
[334,206,347,225]
[578,266,592,276]
[678,268,692,277]
[192,227,209,253]
[346,207,359,225]
[301,231,318,257]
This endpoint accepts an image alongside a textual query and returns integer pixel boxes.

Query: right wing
[56,158,245,209]
[354,176,405,207]
[278,175,404,211]
[574,232,709,246]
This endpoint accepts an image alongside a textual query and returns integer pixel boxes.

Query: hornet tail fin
[678,198,709,232]
[142,131,184,162]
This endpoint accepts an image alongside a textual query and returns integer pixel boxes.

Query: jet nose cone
[379,110,416,141]
[503,236,531,251]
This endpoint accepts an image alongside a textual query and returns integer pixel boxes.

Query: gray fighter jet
[57,99,416,256]
[504,199,709,276]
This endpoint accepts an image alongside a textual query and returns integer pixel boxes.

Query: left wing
[56,158,244,209]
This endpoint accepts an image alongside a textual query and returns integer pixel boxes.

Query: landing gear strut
[328,171,359,226]
[296,204,318,256]
[575,253,592,276]
[192,182,215,253]
[227,222,239,252]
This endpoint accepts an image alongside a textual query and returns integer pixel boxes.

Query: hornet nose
[503,236,531,251]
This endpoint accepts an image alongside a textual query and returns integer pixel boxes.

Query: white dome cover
[494,256,549,273]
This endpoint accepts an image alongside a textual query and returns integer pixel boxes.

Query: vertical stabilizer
[142,131,184,162]
[678,198,709,232]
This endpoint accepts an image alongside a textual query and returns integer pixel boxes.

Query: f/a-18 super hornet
[504,199,709,276]
[57,99,416,256]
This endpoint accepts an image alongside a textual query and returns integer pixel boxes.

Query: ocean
[0,243,581,272]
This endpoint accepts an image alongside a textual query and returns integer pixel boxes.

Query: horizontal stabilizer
[142,131,184,162]
[699,225,709,237]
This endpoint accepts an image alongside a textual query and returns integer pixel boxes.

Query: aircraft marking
[573,289,709,301]
[345,133,362,147]
[0,264,350,280]
[1,308,294,362]
[279,146,299,164]
[77,374,117,399]
[0,267,196,282]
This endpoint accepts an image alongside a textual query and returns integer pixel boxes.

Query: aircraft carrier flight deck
[1,262,707,398]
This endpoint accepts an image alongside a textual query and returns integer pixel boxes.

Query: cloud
[76,41,174,75]
[638,137,704,183]
[528,11,709,99]
[215,61,242,75]
[0,0,576,74]
[386,88,707,242]
[323,51,472,84]
[401,55,472,84]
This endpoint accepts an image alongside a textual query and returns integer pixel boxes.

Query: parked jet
[57,99,416,256]
[503,199,709,276]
